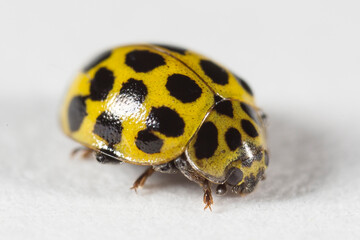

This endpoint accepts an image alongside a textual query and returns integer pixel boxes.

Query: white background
[1,0,360,239]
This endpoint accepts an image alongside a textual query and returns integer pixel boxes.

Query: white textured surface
[1,0,360,239]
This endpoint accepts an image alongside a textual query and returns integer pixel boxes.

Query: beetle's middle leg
[131,167,155,192]
[131,161,178,192]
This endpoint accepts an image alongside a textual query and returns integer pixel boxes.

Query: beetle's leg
[71,147,93,159]
[131,167,155,192]
[203,179,213,211]
[174,156,214,211]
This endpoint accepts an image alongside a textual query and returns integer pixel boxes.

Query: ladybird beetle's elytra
[61,44,269,210]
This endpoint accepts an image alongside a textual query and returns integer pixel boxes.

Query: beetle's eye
[226,168,244,186]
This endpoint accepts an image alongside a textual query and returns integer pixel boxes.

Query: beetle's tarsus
[203,180,213,211]
[131,167,155,192]
[71,147,93,159]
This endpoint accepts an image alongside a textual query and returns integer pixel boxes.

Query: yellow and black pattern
[186,99,268,186]
[61,43,267,187]
[153,44,255,104]
[61,45,215,165]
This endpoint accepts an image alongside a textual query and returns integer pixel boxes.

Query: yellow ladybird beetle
[61,44,269,210]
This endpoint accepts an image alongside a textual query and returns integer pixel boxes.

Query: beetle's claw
[130,184,139,193]
[203,180,213,211]
[130,179,143,193]
[203,189,213,211]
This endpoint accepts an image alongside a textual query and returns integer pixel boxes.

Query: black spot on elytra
[83,50,112,72]
[240,80,253,96]
[119,78,148,104]
[146,107,185,137]
[240,102,260,125]
[125,50,165,73]
[135,129,164,154]
[264,150,269,166]
[200,60,229,85]
[225,127,242,151]
[214,100,233,118]
[227,168,244,186]
[155,44,186,55]
[166,74,202,103]
[89,67,115,101]
[234,74,253,96]
[93,111,123,145]
[194,121,218,159]
[241,119,258,138]
[68,95,88,132]
[214,94,223,103]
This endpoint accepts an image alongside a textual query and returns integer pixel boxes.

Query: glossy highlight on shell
[61,43,268,210]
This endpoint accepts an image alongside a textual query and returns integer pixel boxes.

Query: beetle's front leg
[203,179,213,211]
[174,156,214,211]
